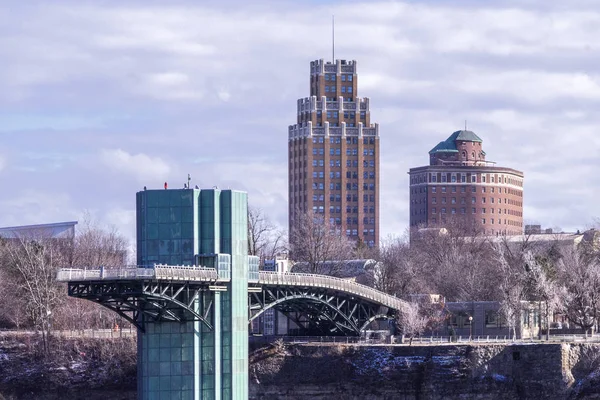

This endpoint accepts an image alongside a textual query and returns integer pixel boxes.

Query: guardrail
[407,334,600,344]
[250,335,361,345]
[56,266,218,282]
[258,271,406,311]
[154,265,218,281]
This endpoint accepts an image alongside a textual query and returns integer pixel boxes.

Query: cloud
[99,149,171,183]
[0,155,5,173]
[0,0,599,244]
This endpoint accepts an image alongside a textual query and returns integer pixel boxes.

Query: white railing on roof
[258,271,406,311]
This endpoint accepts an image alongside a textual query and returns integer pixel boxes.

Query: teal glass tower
[136,188,249,399]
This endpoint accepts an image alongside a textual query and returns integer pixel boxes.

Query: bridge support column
[137,291,223,400]
[134,188,249,400]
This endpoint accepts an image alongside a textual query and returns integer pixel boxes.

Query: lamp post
[468,315,473,341]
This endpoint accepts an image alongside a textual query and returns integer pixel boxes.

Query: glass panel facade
[248,256,259,282]
[136,188,249,399]
[137,189,198,267]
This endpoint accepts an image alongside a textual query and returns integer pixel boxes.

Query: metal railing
[258,271,406,311]
[56,266,217,282]
[250,335,361,345]
[57,267,155,281]
[154,265,218,281]
[408,334,600,344]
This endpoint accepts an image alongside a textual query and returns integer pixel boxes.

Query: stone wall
[249,343,600,399]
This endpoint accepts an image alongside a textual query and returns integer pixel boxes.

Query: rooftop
[429,130,483,155]
[0,221,78,239]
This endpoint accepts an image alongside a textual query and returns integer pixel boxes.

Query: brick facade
[289,59,380,248]
[409,130,524,236]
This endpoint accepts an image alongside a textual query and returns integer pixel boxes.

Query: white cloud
[0,0,599,240]
[0,190,77,227]
[0,155,5,173]
[99,149,171,183]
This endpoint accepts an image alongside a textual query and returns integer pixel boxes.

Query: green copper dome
[429,130,483,155]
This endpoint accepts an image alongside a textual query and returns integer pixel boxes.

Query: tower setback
[288,59,380,248]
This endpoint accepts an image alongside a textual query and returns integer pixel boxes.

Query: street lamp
[468,315,473,341]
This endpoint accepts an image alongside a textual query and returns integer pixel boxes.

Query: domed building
[409,130,524,236]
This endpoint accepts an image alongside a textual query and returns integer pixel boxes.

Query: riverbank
[250,341,600,399]
[0,333,136,400]
[3,334,600,399]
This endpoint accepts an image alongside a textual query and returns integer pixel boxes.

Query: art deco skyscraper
[288,59,380,248]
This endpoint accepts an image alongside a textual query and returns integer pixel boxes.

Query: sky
[0,0,599,247]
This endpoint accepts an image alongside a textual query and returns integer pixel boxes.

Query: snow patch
[432,356,461,366]
[351,348,425,378]
[492,373,507,382]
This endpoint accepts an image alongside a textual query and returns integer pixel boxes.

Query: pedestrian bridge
[57,265,407,335]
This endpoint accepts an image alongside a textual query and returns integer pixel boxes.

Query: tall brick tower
[288,59,380,248]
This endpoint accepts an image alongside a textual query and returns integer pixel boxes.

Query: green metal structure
[135,188,248,400]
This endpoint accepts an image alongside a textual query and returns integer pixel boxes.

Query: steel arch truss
[67,280,215,333]
[248,285,397,336]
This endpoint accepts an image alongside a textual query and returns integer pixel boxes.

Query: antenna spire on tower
[332,15,335,62]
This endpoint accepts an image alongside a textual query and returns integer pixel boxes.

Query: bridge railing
[56,267,154,281]
[56,266,218,282]
[155,265,218,281]
[258,271,406,311]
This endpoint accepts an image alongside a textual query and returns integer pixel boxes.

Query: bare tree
[375,235,425,299]
[72,214,129,268]
[289,210,353,275]
[64,216,130,331]
[247,206,286,263]
[557,247,600,335]
[396,302,428,345]
[524,252,565,340]
[410,219,498,302]
[494,243,526,340]
[0,261,27,329]
[2,234,65,354]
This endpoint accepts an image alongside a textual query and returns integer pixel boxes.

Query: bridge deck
[56,266,406,311]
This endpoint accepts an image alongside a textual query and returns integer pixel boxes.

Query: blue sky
[1,0,599,245]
